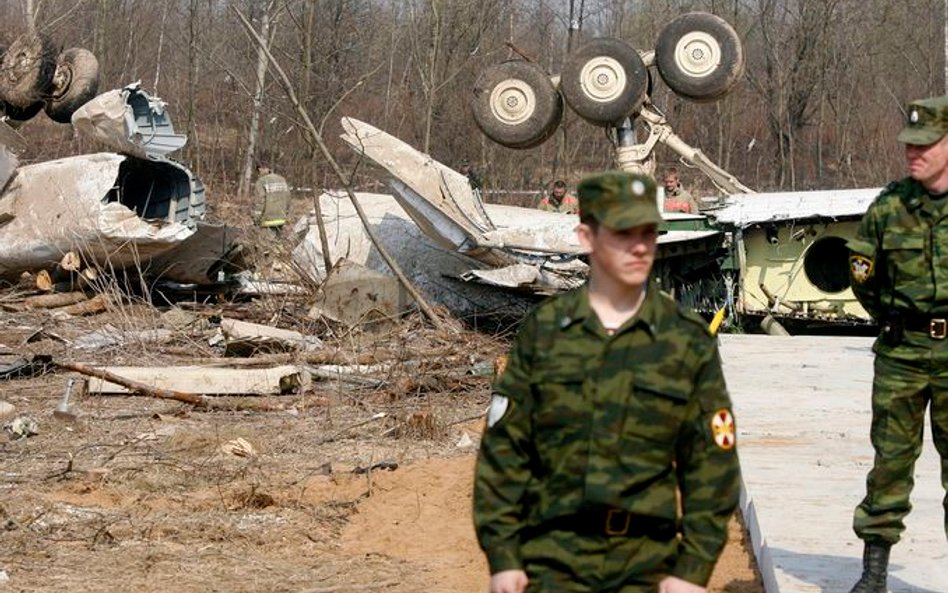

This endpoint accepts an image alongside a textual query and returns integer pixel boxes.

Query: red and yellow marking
[711,409,736,451]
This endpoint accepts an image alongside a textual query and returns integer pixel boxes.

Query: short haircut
[552,179,567,189]
[663,167,679,177]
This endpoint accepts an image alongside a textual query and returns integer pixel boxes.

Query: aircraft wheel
[45,48,100,123]
[0,33,57,108]
[561,37,648,126]
[655,12,744,102]
[471,60,562,149]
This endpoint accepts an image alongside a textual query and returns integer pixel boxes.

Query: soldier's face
[552,186,566,199]
[905,135,948,189]
[578,222,657,289]
[663,175,678,191]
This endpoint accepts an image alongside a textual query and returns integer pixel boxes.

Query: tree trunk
[238,2,275,198]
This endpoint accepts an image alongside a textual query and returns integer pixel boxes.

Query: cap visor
[897,127,943,145]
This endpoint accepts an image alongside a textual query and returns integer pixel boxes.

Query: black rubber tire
[560,37,648,126]
[471,60,563,149]
[2,99,43,122]
[44,48,100,124]
[655,12,744,102]
[0,33,57,108]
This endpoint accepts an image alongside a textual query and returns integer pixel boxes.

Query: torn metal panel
[292,192,541,320]
[710,188,881,226]
[71,81,187,159]
[0,153,200,277]
[309,258,407,326]
[340,117,496,253]
[220,318,323,355]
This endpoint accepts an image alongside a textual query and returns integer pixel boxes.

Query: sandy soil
[0,304,762,593]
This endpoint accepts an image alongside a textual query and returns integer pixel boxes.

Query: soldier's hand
[658,576,706,593]
[490,569,528,593]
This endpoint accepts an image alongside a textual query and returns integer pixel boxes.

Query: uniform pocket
[625,379,690,445]
[881,227,927,288]
[529,367,587,433]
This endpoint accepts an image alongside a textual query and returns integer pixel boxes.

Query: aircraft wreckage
[294,11,879,332]
[0,11,881,333]
[0,82,234,286]
[288,118,876,332]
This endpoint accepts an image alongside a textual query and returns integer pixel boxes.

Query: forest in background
[2,0,945,203]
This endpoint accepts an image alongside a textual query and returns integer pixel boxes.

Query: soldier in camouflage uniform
[473,170,741,593]
[846,96,948,593]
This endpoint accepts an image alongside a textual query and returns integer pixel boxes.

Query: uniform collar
[559,282,660,338]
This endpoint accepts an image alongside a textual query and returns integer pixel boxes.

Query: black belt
[527,509,677,540]
[903,316,948,339]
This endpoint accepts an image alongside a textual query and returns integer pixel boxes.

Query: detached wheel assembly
[0,33,57,109]
[471,60,563,149]
[45,48,100,124]
[655,12,744,102]
[560,37,648,126]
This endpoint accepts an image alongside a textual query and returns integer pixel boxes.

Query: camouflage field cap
[578,170,662,229]
[897,96,948,145]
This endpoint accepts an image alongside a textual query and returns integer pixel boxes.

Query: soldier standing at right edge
[846,96,948,593]
[473,171,741,593]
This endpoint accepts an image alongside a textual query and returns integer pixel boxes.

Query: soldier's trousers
[853,348,948,543]
[521,527,678,593]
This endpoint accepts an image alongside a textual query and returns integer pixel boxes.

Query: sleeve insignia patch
[486,394,509,428]
[711,409,736,451]
[850,255,873,284]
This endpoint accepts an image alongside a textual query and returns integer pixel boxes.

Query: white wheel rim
[489,78,536,125]
[673,31,721,79]
[578,56,627,103]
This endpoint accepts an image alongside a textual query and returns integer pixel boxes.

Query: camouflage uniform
[848,175,948,543]
[474,171,741,592]
[253,171,291,230]
[845,96,948,593]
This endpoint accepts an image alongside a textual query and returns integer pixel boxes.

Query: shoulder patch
[850,254,873,284]
[486,394,509,428]
[710,408,736,450]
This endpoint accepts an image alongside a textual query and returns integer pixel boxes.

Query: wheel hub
[578,56,627,103]
[489,78,536,125]
[674,31,721,78]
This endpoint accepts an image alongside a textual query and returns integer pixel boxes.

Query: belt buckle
[605,509,631,536]
[930,319,947,339]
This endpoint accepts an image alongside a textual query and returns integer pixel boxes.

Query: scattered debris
[220,437,257,458]
[456,431,475,449]
[52,379,78,422]
[0,354,52,380]
[220,318,323,355]
[0,401,15,421]
[82,364,310,396]
[352,460,398,474]
[72,324,173,350]
[4,416,38,439]
[308,258,406,327]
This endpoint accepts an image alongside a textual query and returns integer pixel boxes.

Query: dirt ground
[0,299,762,593]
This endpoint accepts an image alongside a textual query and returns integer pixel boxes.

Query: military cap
[577,170,662,229]
[897,96,948,145]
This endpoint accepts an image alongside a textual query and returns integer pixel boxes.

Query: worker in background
[662,167,700,214]
[538,179,578,214]
[253,162,291,236]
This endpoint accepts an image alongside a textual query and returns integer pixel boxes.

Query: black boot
[848,542,890,593]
